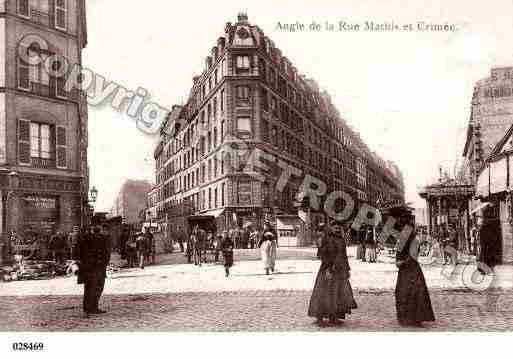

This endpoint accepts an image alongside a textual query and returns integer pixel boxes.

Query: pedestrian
[395,212,435,327]
[446,225,458,265]
[119,227,129,260]
[249,227,257,249]
[136,231,148,269]
[206,230,214,263]
[478,218,499,274]
[125,234,137,268]
[192,226,202,266]
[75,222,110,317]
[142,227,154,265]
[221,231,234,277]
[177,226,185,253]
[315,223,326,259]
[213,233,222,262]
[470,223,479,256]
[365,226,377,263]
[308,220,357,327]
[186,229,194,264]
[258,221,277,275]
[356,227,366,261]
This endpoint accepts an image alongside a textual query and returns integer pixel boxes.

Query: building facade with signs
[460,66,513,263]
[0,0,89,264]
[153,13,404,236]
[473,124,513,264]
[418,173,474,252]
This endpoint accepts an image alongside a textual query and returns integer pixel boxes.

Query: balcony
[29,82,81,102]
[31,157,56,169]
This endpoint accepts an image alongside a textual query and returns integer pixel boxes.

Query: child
[221,231,234,277]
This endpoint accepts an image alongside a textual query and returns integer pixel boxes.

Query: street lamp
[90,186,98,204]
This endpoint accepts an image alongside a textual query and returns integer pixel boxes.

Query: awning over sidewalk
[202,208,225,218]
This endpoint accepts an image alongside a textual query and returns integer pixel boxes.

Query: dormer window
[236,55,250,69]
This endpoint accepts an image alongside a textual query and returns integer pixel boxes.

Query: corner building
[154,13,404,234]
[0,0,89,263]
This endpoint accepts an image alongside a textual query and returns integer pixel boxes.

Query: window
[237,86,250,100]
[221,183,225,206]
[18,0,30,18]
[30,122,52,159]
[215,69,218,85]
[214,157,218,177]
[221,120,225,140]
[237,117,251,136]
[18,55,30,90]
[270,97,277,115]
[220,90,225,111]
[236,55,250,69]
[208,188,212,209]
[213,127,218,148]
[213,98,217,118]
[55,0,67,31]
[215,188,218,208]
[261,87,268,111]
[208,159,212,181]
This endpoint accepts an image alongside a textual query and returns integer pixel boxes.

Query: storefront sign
[24,196,57,209]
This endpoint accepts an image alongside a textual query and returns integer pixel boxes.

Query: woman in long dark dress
[308,221,357,327]
[395,214,435,327]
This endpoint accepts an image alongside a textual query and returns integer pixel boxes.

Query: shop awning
[202,208,225,218]
[470,202,491,215]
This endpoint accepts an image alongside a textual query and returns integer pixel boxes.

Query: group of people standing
[184,221,278,277]
[119,227,155,269]
[355,225,378,263]
[309,213,435,327]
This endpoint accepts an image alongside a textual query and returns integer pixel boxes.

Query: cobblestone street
[1,289,513,331]
[1,248,512,331]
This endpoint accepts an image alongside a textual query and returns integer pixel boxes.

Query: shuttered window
[18,119,31,165]
[56,126,67,168]
[55,0,67,31]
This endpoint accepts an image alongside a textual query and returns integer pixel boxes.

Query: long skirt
[365,245,377,263]
[356,244,366,260]
[395,259,435,324]
[261,241,277,270]
[308,268,357,319]
[223,252,233,267]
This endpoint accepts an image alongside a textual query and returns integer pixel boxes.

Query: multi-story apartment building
[109,179,153,225]
[0,0,88,262]
[153,13,404,233]
[463,67,513,182]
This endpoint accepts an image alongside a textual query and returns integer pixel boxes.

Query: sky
[84,0,513,212]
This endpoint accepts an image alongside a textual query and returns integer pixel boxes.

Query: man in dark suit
[75,223,110,317]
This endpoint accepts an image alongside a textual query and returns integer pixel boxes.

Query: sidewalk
[1,247,511,297]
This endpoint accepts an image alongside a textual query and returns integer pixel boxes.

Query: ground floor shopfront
[0,171,85,265]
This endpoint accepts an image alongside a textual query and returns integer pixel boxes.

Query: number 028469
[12,342,44,351]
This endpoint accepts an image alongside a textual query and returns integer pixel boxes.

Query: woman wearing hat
[308,220,357,327]
[258,221,277,275]
[395,212,435,327]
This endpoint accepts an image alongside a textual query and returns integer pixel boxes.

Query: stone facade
[153,13,404,235]
[110,179,153,224]
[0,0,88,264]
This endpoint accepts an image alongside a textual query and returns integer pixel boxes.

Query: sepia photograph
[0,0,512,357]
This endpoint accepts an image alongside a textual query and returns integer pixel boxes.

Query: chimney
[225,22,232,34]
[206,56,212,70]
[212,46,218,60]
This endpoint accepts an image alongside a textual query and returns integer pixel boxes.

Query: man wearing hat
[75,219,111,317]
